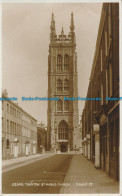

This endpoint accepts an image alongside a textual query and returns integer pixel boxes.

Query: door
[60,144,67,152]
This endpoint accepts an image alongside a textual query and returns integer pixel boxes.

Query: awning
[14,138,19,142]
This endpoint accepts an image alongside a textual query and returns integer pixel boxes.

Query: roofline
[90,3,108,82]
[4,99,37,122]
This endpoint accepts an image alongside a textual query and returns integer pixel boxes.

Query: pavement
[2,152,55,169]
[60,154,119,194]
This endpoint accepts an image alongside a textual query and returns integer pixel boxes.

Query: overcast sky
[2,3,102,125]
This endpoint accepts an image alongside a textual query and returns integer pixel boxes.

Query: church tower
[47,13,79,152]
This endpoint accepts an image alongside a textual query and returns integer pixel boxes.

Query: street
[2,154,119,194]
[2,154,73,194]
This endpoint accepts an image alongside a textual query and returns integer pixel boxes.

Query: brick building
[2,90,37,159]
[82,3,119,180]
[47,13,79,152]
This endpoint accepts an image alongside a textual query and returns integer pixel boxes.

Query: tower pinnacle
[50,12,56,34]
[70,12,75,32]
[61,27,64,35]
[50,13,56,42]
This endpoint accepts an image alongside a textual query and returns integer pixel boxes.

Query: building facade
[37,125,47,153]
[2,90,37,159]
[47,13,79,152]
[82,3,119,181]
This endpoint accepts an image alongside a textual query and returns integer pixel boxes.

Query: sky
[2,3,102,125]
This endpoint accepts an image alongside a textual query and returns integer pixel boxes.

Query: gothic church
[47,13,79,152]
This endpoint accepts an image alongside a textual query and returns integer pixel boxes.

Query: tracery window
[64,79,69,92]
[57,99,62,111]
[58,120,68,140]
[64,54,69,70]
[57,54,62,71]
[57,79,62,92]
[64,100,69,111]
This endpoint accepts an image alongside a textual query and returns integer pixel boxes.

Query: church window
[64,79,69,91]
[64,100,69,111]
[57,99,62,111]
[64,54,69,70]
[57,79,62,92]
[57,54,62,70]
[58,120,68,140]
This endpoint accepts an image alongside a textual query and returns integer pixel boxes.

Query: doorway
[60,143,67,152]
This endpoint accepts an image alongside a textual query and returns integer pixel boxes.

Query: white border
[0,2,2,195]
[0,1,121,196]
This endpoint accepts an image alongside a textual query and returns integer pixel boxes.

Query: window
[64,54,69,70]
[10,121,12,133]
[12,107,14,115]
[18,125,20,136]
[16,124,18,135]
[64,100,69,111]
[6,139,10,149]
[10,106,12,114]
[64,79,69,92]
[58,120,68,140]
[57,100,62,111]
[57,79,62,92]
[7,120,9,133]
[17,110,18,118]
[13,122,14,134]
[7,104,9,113]
[57,54,62,71]
[22,127,24,136]
[14,109,16,116]
[15,123,16,135]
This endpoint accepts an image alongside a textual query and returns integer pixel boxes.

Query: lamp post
[54,121,57,153]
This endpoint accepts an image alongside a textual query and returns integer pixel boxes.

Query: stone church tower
[47,13,79,152]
